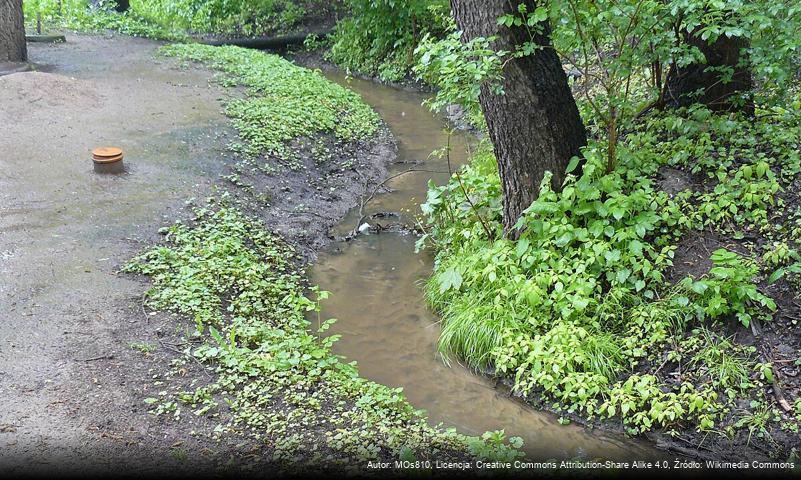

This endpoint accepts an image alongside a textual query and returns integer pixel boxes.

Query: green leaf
[767,267,785,284]
[555,232,573,247]
[566,156,581,174]
[762,364,774,383]
[516,238,530,257]
[438,267,463,294]
[209,326,224,346]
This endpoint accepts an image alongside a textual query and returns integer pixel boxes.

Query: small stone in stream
[358,223,370,234]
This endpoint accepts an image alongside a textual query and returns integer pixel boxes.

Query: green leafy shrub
[131,0,306,36]
[24,0,315,38]
[328,0,450,81]
[414,29,503,128]
[24,0,187,40]
[422,106,800,435]
[680,249,777,328]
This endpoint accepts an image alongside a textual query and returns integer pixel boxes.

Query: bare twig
[352,167,449,234]
[78,354,114,362]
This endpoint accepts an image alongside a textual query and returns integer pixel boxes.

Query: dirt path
[0,33,238,475]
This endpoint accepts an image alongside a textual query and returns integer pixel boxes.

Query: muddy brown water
[310,73,667,461]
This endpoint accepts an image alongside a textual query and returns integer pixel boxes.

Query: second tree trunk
[665,33,753,115]
[0,0,27,63]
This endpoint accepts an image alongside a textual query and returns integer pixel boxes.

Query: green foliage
[689,330,754,394]
[734,400,782,446]
[24,0,187,40]
[161,44,379,160]
[422,105,800,435]
[24,0,318,38]
[129,341,156,354]
[328,0,450,81]
[130,0,306,36]
[414,30,502,128]
[126,205,522,464]
[680,249,776,328]
[411,4,554,129]
[409,0,801,159]
[600,374,720,434]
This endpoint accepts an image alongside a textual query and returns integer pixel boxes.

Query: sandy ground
[0,33,234,475]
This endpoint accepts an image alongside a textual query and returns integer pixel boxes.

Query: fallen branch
[199,30,332,50]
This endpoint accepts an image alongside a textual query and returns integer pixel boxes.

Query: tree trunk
[114,0,130,13]
[0,0,27,63]
[665,33,753,115]
[90,0,128,12]
[450,0,587,237]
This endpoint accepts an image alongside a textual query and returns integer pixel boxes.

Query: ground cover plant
[326,0,451,82]
[159,43,390,233]
[420,101,801,457]
[161,43,380,162]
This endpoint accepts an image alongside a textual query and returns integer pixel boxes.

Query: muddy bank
[0,32,394,476]
[222,126,394,260]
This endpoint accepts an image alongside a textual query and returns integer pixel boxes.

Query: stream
[310,72,665,461]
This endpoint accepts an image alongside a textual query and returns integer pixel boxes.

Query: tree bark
[90,0,128,12]
[450,0,587,237]
[665,33,753,115]
[0,0,27,63]
[114,0,130,13]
